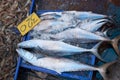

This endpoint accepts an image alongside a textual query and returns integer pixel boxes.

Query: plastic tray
[14,0,96,80]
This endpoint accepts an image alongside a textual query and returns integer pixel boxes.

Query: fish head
[16,49,37,62]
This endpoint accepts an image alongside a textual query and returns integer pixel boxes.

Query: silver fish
[41,11,107,21]
[50,28,109,42]
[18,40,104,61]
[16,48,116,80]
[34,11,109,35]
[32,19,110,38]
[50,28,120,55]
[63,11,108,20]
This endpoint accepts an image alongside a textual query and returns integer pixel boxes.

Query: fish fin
[111,35,120,56]
[91,41,106,62]
[98,61,117,80]
[92,41,103,50]
[102,28,110,38]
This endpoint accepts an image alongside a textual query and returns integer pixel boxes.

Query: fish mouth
[16,48,35,60]
[16,48,25,56]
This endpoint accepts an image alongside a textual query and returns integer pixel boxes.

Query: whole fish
[50,28,109,42]
[32,19,111,38]
[50,28,120,55]
[34,11,110,35]
[18,40,104,61]
[41,11,108,21]
[63,11,108,20]
[16,48,116,80]
[31,19,111,39]
[39,11,109,31]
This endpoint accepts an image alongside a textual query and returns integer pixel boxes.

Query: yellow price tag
[17,12,41,36]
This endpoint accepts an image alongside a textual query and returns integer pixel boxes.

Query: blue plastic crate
[14,0,120,80]
[14,0,96,80]
[14,11,96,80]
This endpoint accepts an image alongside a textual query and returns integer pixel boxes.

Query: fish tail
[107,15,116,24]
[103,28,112,38]
[111,35,120,56]
[91,41,106,62]
[97,61,117,80]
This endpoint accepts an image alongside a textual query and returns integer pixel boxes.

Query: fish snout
[16,48,35,61]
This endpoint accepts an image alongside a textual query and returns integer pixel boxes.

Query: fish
[50,28,109,42]
[41,11,108,21]
[33,11,110,35]
[18,40,104,61]
[63,11,108,20]
[39,11,109,31]
[16,48,116,80]
[50,28,120,55]
[31,19,111,39]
